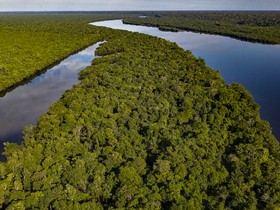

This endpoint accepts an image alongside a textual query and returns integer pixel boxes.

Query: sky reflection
[0,42,102,158]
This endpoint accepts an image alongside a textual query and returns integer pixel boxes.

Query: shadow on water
[0,41,104,161]
[0,42,103,98]
[0,133,23,162]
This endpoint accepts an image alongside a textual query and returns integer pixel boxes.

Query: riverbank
[0,42,102,161]
[0,41,101,97]
[0,13,128,92]
[1,17,279,209]
[123,11,280,44]
[99,19,280,140]
[1,11,279,94]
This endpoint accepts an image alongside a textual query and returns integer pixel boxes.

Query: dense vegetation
[123,11,280,44]
[1,11,279,93]
[0,13,280,209]
[0,12,134,93]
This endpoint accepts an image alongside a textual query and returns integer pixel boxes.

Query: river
[0,19,279,160]
[0,42,102,159]
[92,20,280,140]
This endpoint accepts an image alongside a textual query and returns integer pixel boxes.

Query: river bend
[92,20,280,140]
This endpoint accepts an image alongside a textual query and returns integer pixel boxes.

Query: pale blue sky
[0,0,279,11]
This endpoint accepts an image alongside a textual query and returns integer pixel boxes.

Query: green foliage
[0,13,279,209]
[123,11,280,44]
[0,12,135,92]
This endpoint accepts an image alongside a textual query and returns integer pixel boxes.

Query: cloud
[0,0,280,11]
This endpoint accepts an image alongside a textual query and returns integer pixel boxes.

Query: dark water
[0,42,102,158]
[92,20,280,140]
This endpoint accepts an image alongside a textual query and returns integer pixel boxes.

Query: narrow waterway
[92,20,280,140]
[0,42,102,159]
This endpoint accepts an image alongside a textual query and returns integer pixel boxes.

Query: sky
[0,0,279,11]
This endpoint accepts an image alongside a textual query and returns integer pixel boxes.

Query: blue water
[93,20,280,140]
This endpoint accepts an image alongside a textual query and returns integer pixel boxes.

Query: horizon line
[0,9,279,12]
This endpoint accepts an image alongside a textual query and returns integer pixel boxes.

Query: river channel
[93,20,280,140]
[0,42,102,158]
[0,19,280,160]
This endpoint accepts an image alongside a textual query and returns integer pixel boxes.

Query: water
[92,20,280,140]
[0,42,102,158]
[0,19,279,159]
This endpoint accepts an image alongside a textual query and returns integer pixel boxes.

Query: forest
[0,13,280,209]
[0,12,134,93]
[123,11,280,44]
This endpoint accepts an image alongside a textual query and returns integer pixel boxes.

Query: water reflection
[0,42,102,158]
[92,20,280,140]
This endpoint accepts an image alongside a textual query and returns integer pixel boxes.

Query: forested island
[0,12,280,209]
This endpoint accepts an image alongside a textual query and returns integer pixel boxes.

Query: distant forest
[124,11,280,44]
[0,12,279,209]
